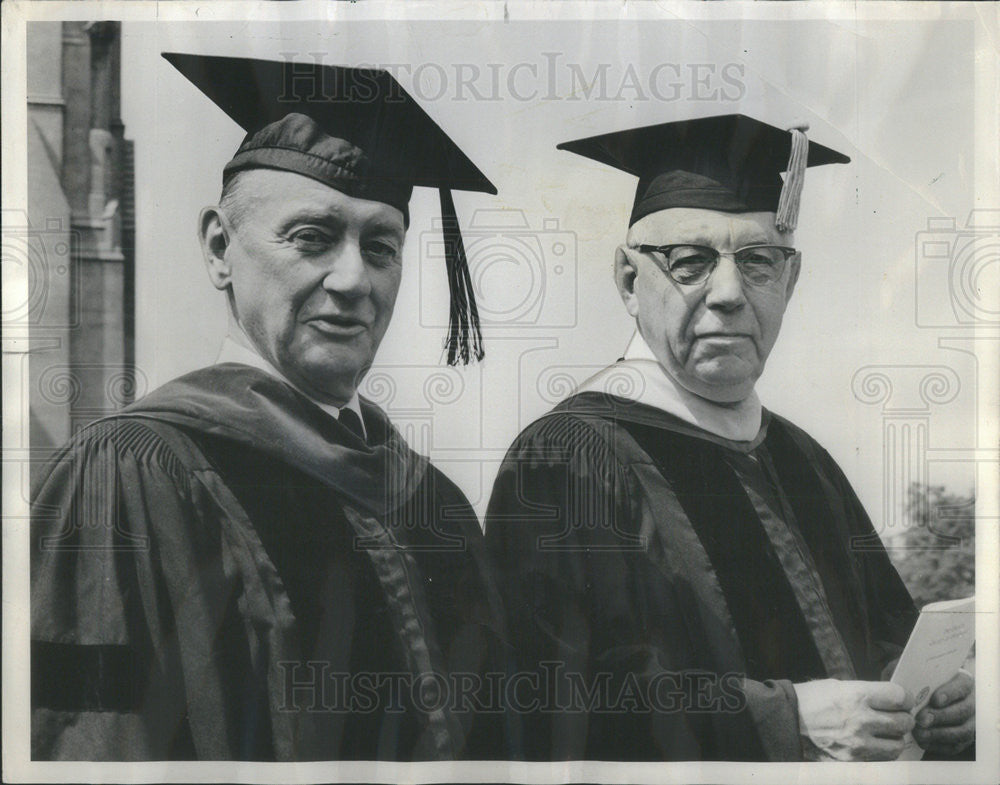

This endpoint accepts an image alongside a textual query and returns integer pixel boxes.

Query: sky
[118,8,995,530]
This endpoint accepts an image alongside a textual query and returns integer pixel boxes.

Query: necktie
[338,407,365,442]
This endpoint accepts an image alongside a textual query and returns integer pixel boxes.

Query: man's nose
[704,256,747,310]
[322,240,371,299]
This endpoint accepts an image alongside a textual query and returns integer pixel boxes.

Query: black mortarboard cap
[163,52,497,365]
[557,114,850,231]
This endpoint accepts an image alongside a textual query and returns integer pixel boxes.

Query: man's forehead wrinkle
[627,208,792,247]
[243,171,404,232]
[627,212,702,246]
[628,213,729,248]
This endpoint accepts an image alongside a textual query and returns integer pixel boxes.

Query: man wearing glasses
[484,115,975,761]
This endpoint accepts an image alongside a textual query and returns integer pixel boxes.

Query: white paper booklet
[890,595,975,761]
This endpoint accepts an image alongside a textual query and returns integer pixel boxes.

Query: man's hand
[793,680,915,761]
[912,669,975,756]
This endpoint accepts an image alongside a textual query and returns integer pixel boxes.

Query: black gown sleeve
[485,413,627,759]
[31,419,208,760]
[816,442,920,670]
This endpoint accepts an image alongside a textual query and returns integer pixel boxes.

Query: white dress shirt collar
[575,330,763,443]
[216,334,366,439]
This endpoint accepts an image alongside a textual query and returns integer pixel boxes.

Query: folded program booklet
[890,596,975,761]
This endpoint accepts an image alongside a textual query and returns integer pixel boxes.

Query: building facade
[26,21,135,469]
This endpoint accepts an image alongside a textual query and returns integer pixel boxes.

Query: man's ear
[199,207,232,291]
[614,245,641,318]
[784,253,802,302]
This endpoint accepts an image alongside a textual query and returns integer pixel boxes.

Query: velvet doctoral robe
[31,364,509,761]
[484,391,917,761]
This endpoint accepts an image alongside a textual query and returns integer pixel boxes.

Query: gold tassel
[776,123,809,233]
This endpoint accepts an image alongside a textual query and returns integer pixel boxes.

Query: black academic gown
[31,364,509,761]
[485,392,918,761]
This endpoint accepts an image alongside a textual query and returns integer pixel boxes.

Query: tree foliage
[888,483,975,607]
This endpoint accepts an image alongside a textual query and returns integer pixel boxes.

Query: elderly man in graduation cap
[485,115,975,761]
[31,54,508,761]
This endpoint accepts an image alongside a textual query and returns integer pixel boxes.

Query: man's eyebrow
[273,205,403,235]
[274,205,345,227]
[636,233,777,248]
[365,219,405,237]
[633,235,716,247]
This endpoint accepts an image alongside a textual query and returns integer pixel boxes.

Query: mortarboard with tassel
[557,113,850,232]
[163,52,495,365]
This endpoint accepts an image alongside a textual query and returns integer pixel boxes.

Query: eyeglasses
[634,243,799,286]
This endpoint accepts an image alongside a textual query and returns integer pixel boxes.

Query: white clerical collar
[575,330,763,443]
[216,334,366,439]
